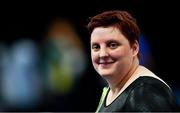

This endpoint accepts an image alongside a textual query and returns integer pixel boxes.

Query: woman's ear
[132,40,139,57]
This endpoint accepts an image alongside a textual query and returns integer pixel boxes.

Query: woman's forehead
[91,27,120,36]
[91,27,126,43]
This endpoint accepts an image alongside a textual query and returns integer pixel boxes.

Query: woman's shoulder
[135,76,169,87]
[129,76,174,99]
[132,65,171,90]
[123,76,180,111]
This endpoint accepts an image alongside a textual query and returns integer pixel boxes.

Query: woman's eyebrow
[106,39,119,44]
[91,42,98,45]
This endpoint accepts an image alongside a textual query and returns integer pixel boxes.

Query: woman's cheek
[91,52,98,63]
[111,47,127,58]
[110,51,123,59]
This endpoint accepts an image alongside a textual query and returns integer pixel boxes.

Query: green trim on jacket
[96,87,109,113]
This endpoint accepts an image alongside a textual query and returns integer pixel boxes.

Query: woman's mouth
[98,61,115,67]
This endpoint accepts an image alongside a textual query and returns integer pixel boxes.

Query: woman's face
[91,27,138,79]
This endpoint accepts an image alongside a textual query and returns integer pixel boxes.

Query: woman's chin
[99,71,113,78]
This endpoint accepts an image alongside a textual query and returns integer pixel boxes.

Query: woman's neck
[109,57,139,94]
[106,57,139,106]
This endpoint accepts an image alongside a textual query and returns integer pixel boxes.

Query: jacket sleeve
[123,83,180,112]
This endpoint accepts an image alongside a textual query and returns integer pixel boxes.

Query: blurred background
[0,0,179,111]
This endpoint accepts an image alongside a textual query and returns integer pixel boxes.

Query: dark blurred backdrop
[0,0,179,111]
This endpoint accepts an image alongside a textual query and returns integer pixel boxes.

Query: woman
[87,10,179,112]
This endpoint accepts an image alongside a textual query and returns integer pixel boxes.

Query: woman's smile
[98,60,115,67]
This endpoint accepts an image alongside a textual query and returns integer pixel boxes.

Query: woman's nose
[99,48,109,58]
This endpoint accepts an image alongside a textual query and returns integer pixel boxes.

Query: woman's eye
[92,44,100,51]
[109,42,119,49]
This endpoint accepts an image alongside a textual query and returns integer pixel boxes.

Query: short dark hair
[87,10,140,58]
